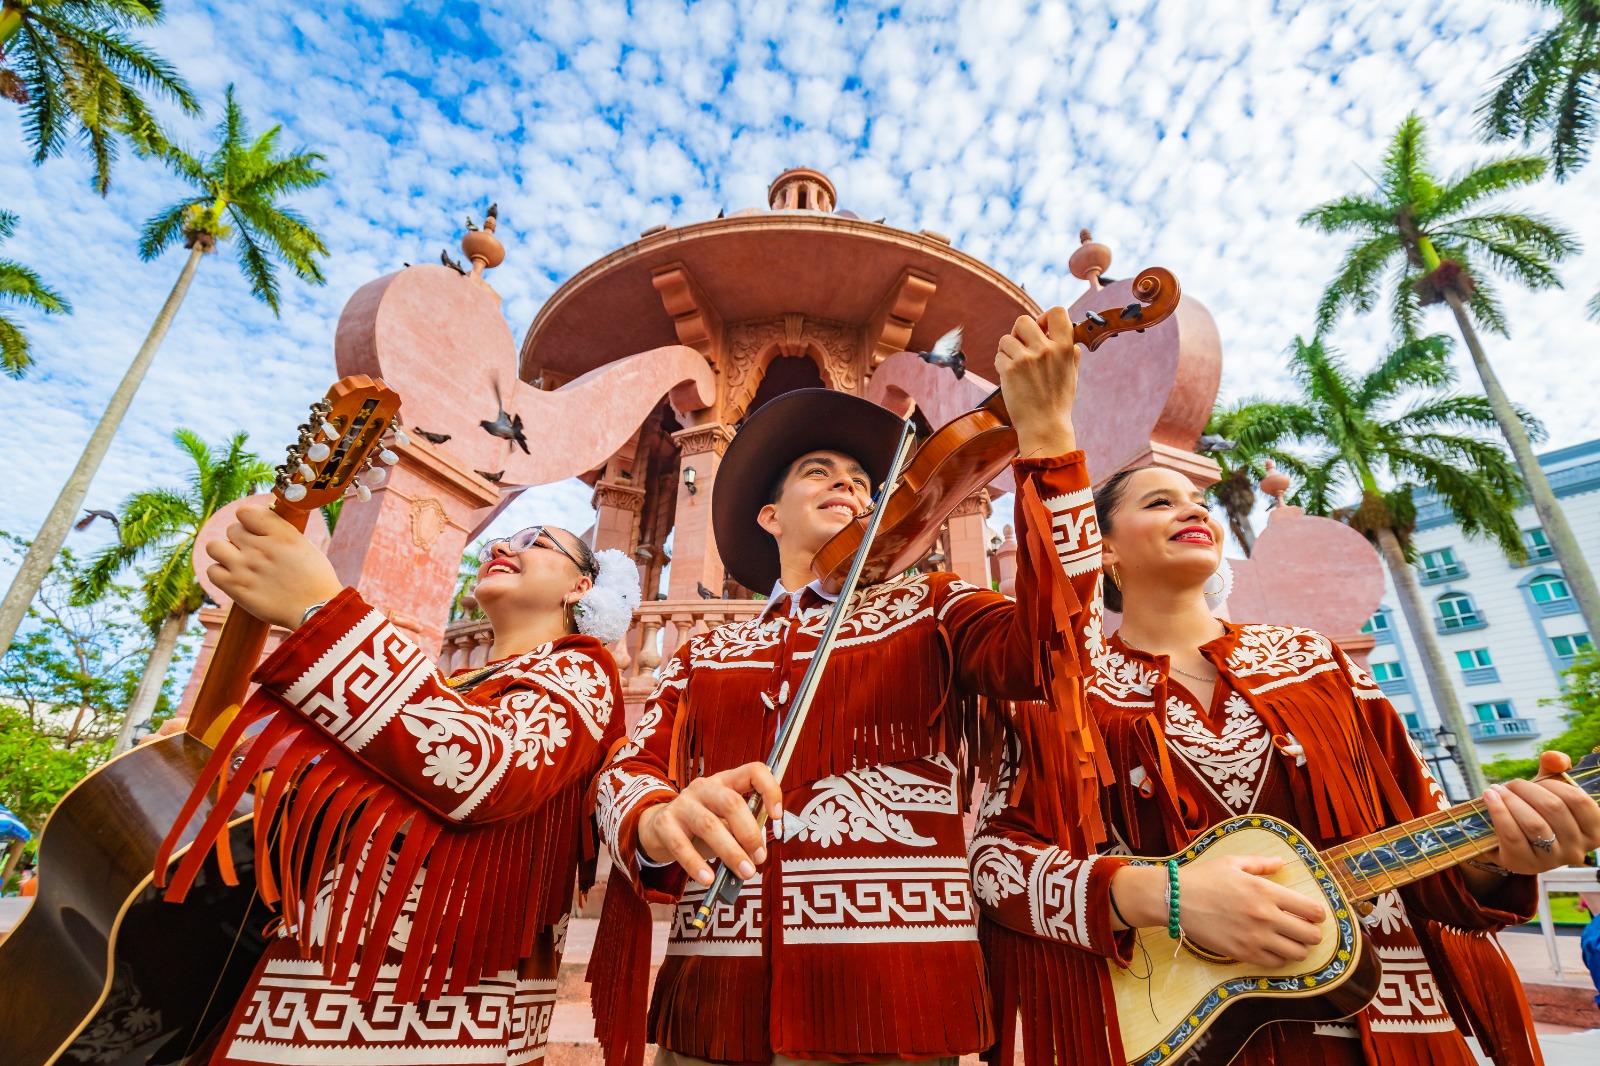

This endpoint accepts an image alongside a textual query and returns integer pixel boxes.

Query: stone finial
[768,167,837,212]
[1259,458,1291,503]
[1068,228,1113,290]
[462,202,505,277]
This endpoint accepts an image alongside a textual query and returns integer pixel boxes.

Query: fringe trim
[980,918,1121,1066]
[587,874,657,1066]
[1014,475,1111,852]
[155,689,593,1002]
[1412,922,1545,1066]
[650,955,771,1064]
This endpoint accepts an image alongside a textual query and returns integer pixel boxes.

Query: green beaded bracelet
[1166,859,1181,939]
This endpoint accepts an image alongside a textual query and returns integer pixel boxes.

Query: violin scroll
[1070,265,1180,351]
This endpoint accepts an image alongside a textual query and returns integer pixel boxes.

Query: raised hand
[204,505,343,630]
[637,761,785,886]
[995,305,1079,460]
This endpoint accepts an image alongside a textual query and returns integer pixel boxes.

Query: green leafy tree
[0,209,70,378]
[72,428,271,753]
[0,530,169,883]
[1483,644,1600,783]
[0,85,330,662]
[0,0,199,195]
[1300,113,1598,644]
[451,544,486,623]
[1202,398,1305,556]
[1279,335,1538,794]
[1479,1,1600,182]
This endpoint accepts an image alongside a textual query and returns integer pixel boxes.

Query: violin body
[812,266,1180,589]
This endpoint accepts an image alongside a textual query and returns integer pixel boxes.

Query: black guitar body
[0,733,270,1066]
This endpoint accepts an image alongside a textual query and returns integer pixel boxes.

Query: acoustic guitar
[1110,752,1600,1065]
[0,378,402,1066]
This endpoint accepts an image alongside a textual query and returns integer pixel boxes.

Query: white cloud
[1,0,1596,591]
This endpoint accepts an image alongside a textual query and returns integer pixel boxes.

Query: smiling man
[588,309,1104,1066]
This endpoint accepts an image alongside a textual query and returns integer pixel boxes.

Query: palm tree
[1202,398,1304,556]
[71,428,271,752]
[1479,1,1600,181]
[0,0,199,195]
[1298,113,1600,644]
[1279,335,1537,795]
[0,209,71,377]
[0,85,329,660]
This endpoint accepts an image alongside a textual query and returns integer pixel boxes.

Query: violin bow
[692,419,919,931]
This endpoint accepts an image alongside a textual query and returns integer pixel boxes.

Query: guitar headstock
[273,376,406,510]
[1071,265,1181,351]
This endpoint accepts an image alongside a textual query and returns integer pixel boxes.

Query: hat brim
[712,389,906,594]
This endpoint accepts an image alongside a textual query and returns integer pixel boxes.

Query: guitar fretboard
[1321,763,1600,901]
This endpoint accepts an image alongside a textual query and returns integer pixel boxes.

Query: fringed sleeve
[155,588,624,1003]
[588,642,692,1066]
[1332,647,1542,1066]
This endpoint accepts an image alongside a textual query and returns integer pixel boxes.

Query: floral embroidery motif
[794,574,931,641]
[971,849,1026,907]
[505,690,573,768]
[792,759,954,849]
[1085,598,1159,705]
[1362,890,1409,935]
[1165,692,1272,812]
[513,649,614,739]
[1226,626,1334,680]
[422,743,476,791]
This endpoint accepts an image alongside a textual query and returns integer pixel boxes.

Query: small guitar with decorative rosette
[0,377,402,1066]
[1109,751,1600,1065]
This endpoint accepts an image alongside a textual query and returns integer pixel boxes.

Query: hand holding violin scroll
[997,305,1080,460]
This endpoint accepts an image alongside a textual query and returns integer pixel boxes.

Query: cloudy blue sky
[3,0,1598,588]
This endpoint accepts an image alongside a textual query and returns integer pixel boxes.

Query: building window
[1362,612,1391,634]
[1436,592,1484,631]
[1474,700,1514,722]
[1419,547,1464,582]
[1370,662,1404,682]
[1523,527,1554,561]
[1530,574,1571,604]
[1456,647,1499,685]
[1552,633,1592,660]
[1401,711,1422,732]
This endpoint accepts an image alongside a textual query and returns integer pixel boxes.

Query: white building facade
[1364,439,1600,798]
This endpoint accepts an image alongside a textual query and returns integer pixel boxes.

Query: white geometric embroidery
[669,878,763,956]
[1027,846,1097,946]
[1368,944,1455,1032]
[594,767,674,864]
[1165,692,1272,812]
[1042,486,1100,578]
[780,856,977,944]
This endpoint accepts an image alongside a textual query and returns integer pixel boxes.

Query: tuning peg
[365,466,387,486]
[283,483,308,502]
[355,481,372,502]
[307,441,331,462]
[1084,310,1107,326]
[379,448,399,466]
[391,426,411,448]
[295,462,314,481]
[320,420,340,441]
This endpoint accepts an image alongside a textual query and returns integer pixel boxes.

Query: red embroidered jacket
[971,454,1542,1066]
[162,589,625,1066]
[588,454,1087,1065]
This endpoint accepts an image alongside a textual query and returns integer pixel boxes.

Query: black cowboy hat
[712,389,905,594]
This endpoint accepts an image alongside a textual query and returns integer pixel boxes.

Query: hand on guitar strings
[205,505,345,632]
[1480,750,1600,875]
[995,306,1079,460]
[1110,855,1327,970]
[637,762,785,887]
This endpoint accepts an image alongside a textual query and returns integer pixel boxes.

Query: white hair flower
[574,548,642,645]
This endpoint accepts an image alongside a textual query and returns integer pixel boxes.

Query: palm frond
[1430,156,1550,219]
[1356,333,1453,407]
[137,197,201,261]
[1311,233,1403,335]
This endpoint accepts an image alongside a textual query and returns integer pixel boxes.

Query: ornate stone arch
[721,312,865,422]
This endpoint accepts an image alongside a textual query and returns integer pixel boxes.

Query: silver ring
[1530,835,1556,853]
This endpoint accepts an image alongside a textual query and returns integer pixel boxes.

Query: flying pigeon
[465,215,479,232]
[916,326,966,380]
[74,509,120,534]
[1196,434,1237,454]
[441,250,467,274]
[480,407,530,454]
[474,469,505,484]
[412,426,452,445]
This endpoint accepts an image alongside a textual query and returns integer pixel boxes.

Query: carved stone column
[946,490,994,589]
[323,438,500,657]
[591,480,646,553]
[667,423,734,600]
[992,524,1018,597]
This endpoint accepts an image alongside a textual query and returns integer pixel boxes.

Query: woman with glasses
[173,504,639,1066]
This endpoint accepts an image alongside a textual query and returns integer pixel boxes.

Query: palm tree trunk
[1,838,23,886]
[113,610,187,754]
[0,246,206,657]
[1372,524,1487,795]
[1444,292,1600,639]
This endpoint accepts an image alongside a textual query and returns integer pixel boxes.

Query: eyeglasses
[477,525,595,577]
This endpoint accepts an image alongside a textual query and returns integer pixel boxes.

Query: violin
[810,265,1181,589]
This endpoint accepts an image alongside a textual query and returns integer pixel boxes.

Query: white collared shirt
[760,578,839,620]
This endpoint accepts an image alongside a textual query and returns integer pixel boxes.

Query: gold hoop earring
[1107,564,1121,590]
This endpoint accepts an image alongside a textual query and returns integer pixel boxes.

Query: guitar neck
[185,503,312,746]
[1322,762,1600,901]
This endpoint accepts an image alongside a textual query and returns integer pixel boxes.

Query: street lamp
[1433,725,1464,802]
